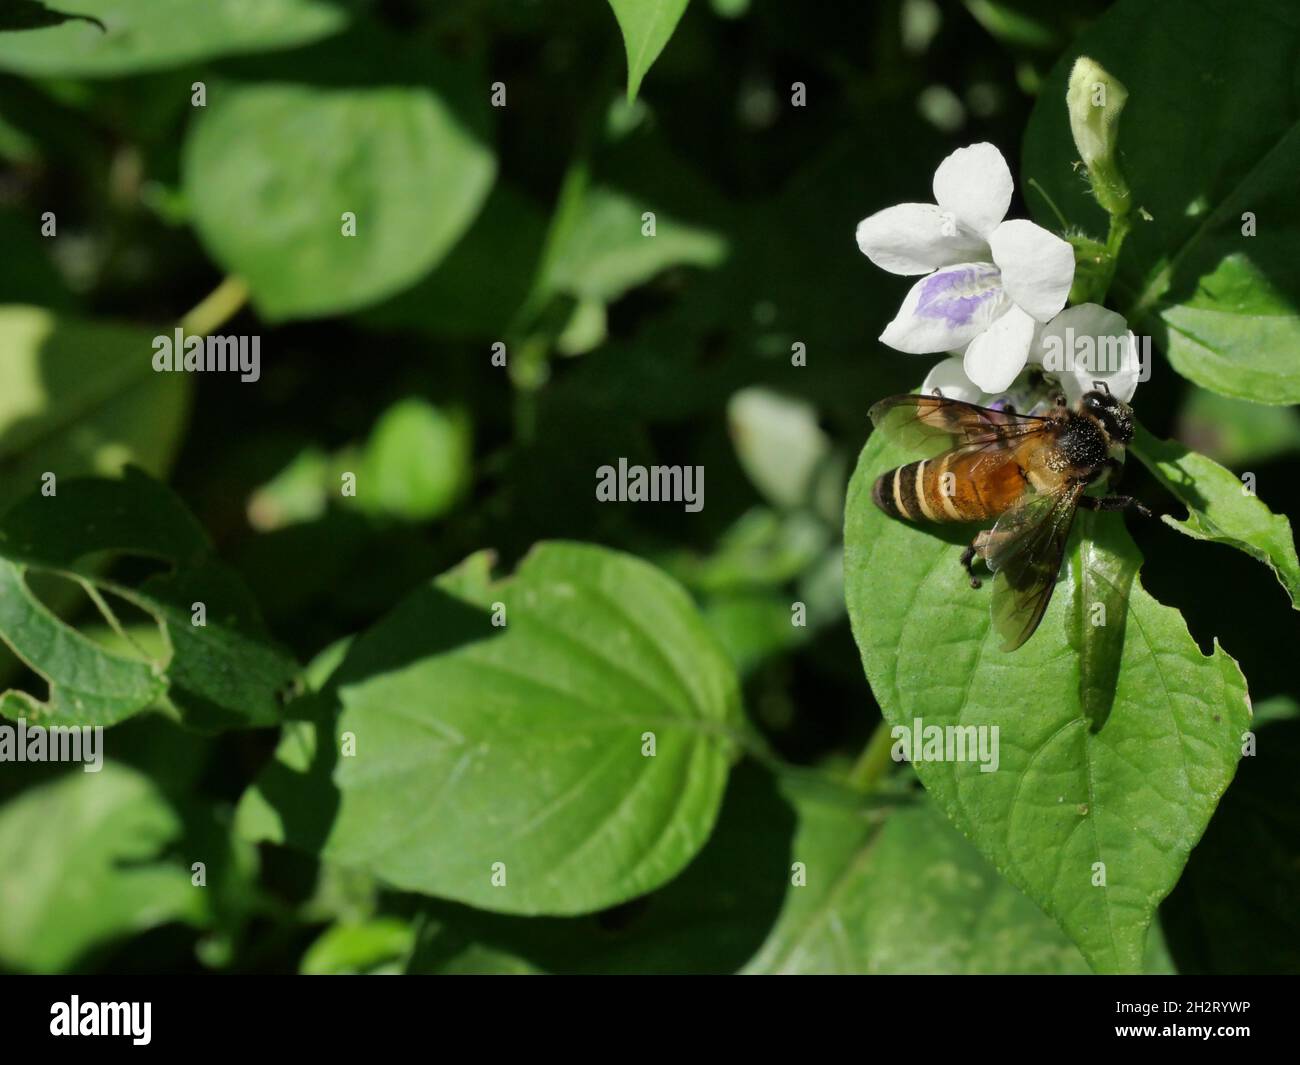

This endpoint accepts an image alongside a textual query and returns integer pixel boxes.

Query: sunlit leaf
[844,419,1252,973]
[237,543,743,915]
[1133,424,1299,607]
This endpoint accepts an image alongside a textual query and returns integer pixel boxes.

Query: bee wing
[868,394,1052,455]
[983,483,1083,652]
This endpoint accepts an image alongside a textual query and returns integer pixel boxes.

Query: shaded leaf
[1177,388,1300,467]
[1162,698,1300,973]
[1022,0,1300,403]
[743,786,1092,974]
[0,306,190,512]
[0,469,296,729]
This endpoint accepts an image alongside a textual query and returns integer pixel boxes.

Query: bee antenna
[1093,380,1110,395]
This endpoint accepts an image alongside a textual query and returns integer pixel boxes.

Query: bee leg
[1080,494,1152,518]
[959,543,983,589]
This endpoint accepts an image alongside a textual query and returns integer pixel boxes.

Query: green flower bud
[1066,56,1131,217]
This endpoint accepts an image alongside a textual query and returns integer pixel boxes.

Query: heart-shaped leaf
[183,80,496,321]
[844,424,1251,973]
[236,543,743,915]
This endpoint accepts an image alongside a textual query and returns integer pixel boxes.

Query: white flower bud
[1066,56,1131,217]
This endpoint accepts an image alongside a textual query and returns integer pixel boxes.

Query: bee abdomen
[873,460,934,522]
[873,457,991,523]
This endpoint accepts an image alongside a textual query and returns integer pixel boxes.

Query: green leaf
[1177,388,1300,467]
[962,0,1061,51]
[1132,424,1300,607]
[0,468,296,729]
[360,183,547,341]
[703,592,809,677]
[236,543,742,915]
[0,0,345,77]
[544,184,726,306]
[727,387,832,510]
[607,0,690,102]
[354,398,471,523]
[406,760,791,974]
[300,918,415,975]
[743,787,1092,974]
[182,80,496,321]
[1022,0,1300,403]
[0,762,205,972]
[0,306,191,512]
[844,423,1252,973]
[662,507,830,595]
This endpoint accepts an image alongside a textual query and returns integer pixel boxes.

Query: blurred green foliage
[0,0,1295,976]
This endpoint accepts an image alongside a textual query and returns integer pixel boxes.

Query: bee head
[1081,384,1134,444]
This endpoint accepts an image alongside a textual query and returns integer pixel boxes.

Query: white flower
[920,303,1141,410]
[855,142,1075,393]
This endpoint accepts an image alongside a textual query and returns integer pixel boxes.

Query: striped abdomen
[872,451,1029,524]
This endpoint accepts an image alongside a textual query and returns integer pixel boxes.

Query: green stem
[847,720,896,792]
[1028,178,1070,232]
[1093,210,1131,305]
[180,276,250,336]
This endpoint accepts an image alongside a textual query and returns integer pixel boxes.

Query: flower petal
[962,303,1036,393]
[855,203,989,275]
[879,263,1008,354]
[1030,303,1141,404]
[989,219,1074,321]
[921,355,989,404]
[932,142,1013,237]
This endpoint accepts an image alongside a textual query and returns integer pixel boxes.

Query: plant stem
[180,276,250,336]
[1094,210,1131,305]
[1028,178,1070,232]
[847,719,896,792]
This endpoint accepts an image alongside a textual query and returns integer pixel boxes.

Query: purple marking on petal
[915,265,1001,327]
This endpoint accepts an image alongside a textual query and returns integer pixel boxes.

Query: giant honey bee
[869,387,1151,651]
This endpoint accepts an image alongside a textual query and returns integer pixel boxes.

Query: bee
[869,386,1151,651]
